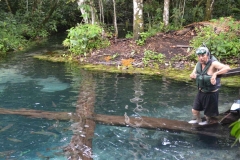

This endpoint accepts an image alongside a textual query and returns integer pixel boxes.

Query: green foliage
[63,24,110,55]
[190,6,204,22]
[112,53,119,60]
[213,0,240,19]
[229,119,240,147]
[125,31,133,39]
[78,3,91,21]
[142,50,165,66]
[0,0,81,54]
[163,24,181,33]
[190,17,240,64]
[0,13,27,54]
[136,23,164,46]
[136,32,150,46]
[143,0,162,30]
[171,8,185,28]
[14,11,51,38]
[137,0,165,46]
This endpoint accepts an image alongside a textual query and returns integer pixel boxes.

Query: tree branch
[5,0,12,13]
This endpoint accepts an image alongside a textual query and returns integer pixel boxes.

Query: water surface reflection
[0,49,239,159]
[93,73,239,160]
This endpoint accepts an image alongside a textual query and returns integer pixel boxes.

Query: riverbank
[33,31,240,87]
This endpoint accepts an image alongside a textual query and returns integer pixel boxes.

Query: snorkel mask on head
[196,46,211,64]
[196,47,210,56]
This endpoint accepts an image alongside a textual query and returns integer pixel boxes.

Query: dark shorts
[193,90,219,117]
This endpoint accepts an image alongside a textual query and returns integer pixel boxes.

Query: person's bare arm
[210,61,231,85]
[190,65,197,79]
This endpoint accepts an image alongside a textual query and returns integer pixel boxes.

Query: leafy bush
[142,50,165,66]
[63,24,110,55]
[229,119,240,147]
[136,32,150,46]
[125,31,133,39]
[171,8,185,28]
[136,21,164,46]
[0,14,27,54]
[189,6,204,22]
[136,27,160,46]
[190,17,240,64]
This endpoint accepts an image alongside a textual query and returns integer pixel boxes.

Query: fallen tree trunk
[0,108,76,121]
[0,72,97,160]
[0,108,235,139]
[218,67,240,77]
[175,45,192,48]
[63,72,96,160]
[91,113,233,139]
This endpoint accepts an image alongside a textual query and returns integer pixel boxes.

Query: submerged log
[0,108,237,139]
[0,108,76,121]
[91,113,236,139]
[0,72,97,160]
[0,108,93,160]
[63,72,96,160]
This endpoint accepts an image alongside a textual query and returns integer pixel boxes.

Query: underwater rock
[36,76,70,92]
[0,68,70,93]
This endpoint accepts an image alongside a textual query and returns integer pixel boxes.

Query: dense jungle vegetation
[1,0,240,144]
[1,0,240,58]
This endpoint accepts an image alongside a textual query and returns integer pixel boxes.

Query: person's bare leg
[199,115,218,125]
[198,115,210,125]
[188,109,202,124]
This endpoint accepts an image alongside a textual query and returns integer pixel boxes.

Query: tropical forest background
[1,0,240,58]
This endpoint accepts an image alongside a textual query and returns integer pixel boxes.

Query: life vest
[196,56,221,92]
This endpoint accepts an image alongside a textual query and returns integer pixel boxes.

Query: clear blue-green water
[92,73,240,160]
[0,36,239,160]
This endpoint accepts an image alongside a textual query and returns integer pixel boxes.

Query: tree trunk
[26,0,29,12]
[99,0,104,24]
[181,0,186,26]
[163,0,170,26]
[5,0,12,13]
[77,0,89,23]
[41,0,59,26]
[89,0,96,24]
[205,0,215,21]
[133,0,144,40]
[217,67,240,78]
[113,0,118,39]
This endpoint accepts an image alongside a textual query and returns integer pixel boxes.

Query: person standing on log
[188,46,230,125]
